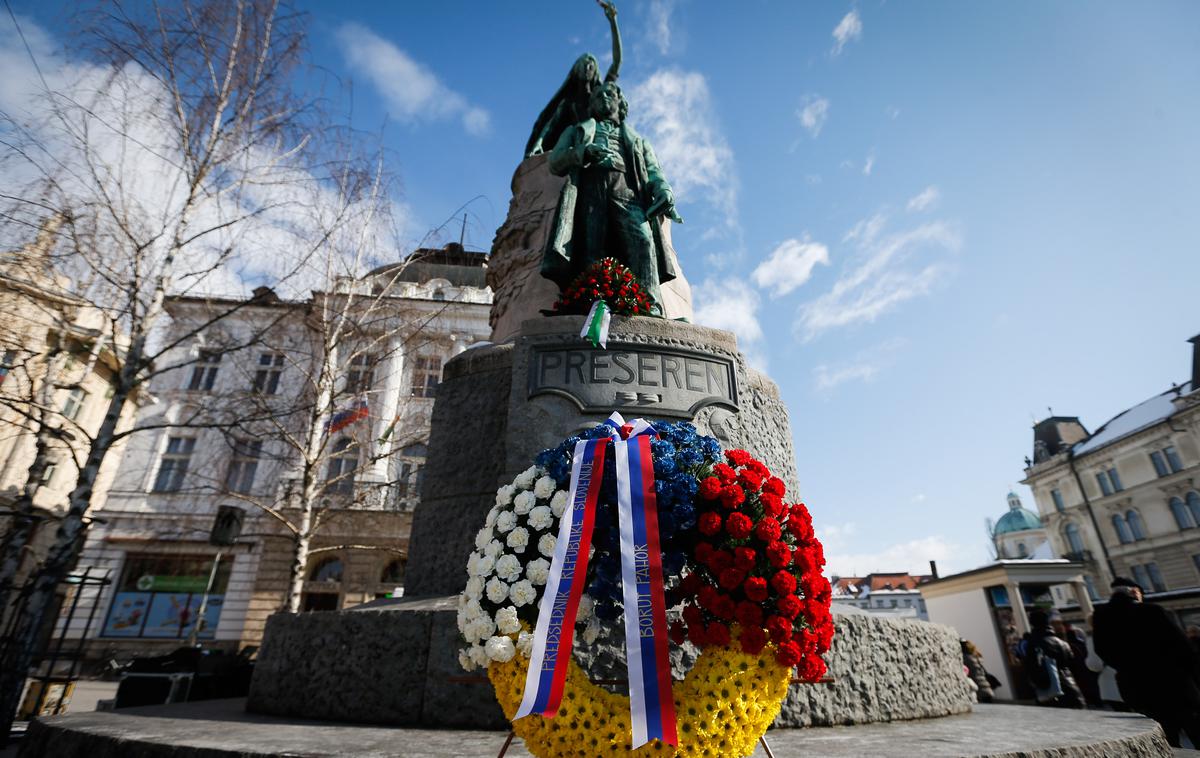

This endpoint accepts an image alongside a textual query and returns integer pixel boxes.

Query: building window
[225,438,262,494]
[252,353,284,394]
[1096,471,1113,496]
[187,350,221,391]
[1146,563,1167,592]
[1107,467,1123,492]
[61,387,88,421]
[101,553,230,639]
[1111,514,1133,544]
[325,437,357,494]
[1189,492,1200,525]
[1165,446,1184,473]
[301,556,343,612]
[1131,564,1150,591]
[1017,542,1027,558]
[411,356,441,398]
[1083,575,1099,600]
[1065,523,1085,554]
[1051,488,1065,513]
[1126,510,1146,541]
[153,437,195,492]
[380,559,405,593]
[347,353,375,394]
[309,556,344,583]
[1171,496,1196,530]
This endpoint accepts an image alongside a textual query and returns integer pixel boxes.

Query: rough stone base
[20,699,1173,757]
[245,604,971,730]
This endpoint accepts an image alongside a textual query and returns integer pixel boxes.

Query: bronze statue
[525,1,621,158]
[540,81,680,315]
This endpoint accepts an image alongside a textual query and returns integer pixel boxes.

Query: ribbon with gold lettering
[515,413,676,748]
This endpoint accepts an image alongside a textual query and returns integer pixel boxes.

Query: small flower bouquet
[551,257,653,316]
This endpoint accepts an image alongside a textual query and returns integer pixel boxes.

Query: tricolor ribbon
[516,412,677,748]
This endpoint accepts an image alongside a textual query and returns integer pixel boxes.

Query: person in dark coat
[1051,612,1102,707]
[961,639,1000,703]
[1026,608,1085,708]
[1093,577,1200,747]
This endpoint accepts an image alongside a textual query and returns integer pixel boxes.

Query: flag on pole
[581,300,611,349]
[325,398,369,436]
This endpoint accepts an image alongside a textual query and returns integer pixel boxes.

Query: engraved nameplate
[528,344,739,418]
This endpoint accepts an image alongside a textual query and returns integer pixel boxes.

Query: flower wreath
[457,420,832,757]
[552,257,653,316]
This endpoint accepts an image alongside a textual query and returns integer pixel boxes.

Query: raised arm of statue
[600,1,621,83]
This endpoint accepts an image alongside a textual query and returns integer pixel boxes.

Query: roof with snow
[1073,381,1194,456]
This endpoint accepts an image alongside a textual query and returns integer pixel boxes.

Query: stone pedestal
[404,314,799,597]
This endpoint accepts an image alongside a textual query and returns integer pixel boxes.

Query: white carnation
[495,553,522,582]
[495,606,521,635]
[485,635,516,663]
[577,594,594,622]
[550,490,569,518]
[486,577,509,604]
[525,558,551,586]
[514,466,538,490]
[484,507,499,528]
[509,579,536,607]
[469,644,489,668]
[506,526,530,553]
[582,616,600,645]
[513,490,536,515]
[495,510,517,533]
[538,532,557,557]
[458,648,476,672]
[517,631,534,657]
[466,615,494,644]
[463,598,483,623]
[475,553,496,577]
[466,551,482,577]
[534,475,556,499]
[484,539,503,559]
[496,484,516,506]
[465,576,484,601]
[527,505,553,532]
[474,527,493,551]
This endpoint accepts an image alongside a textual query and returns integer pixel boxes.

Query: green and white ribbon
[581,300,611,349]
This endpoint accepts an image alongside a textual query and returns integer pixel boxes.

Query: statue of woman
[524,1,621,158]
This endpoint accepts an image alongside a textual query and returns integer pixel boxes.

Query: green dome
[994,508,1042,535]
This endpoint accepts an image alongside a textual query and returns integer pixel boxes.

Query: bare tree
[0,0,378,738]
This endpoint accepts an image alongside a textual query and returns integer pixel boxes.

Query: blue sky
[10,1,1200,577]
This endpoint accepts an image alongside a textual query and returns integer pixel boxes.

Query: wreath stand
[448,673,834,758]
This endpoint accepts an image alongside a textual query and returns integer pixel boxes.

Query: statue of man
[541,81,681,315]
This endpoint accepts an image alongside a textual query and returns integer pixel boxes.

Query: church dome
[994,490,1042,535]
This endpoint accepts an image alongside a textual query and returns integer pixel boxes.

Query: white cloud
[751,237,830,298]
[831,10,863,56]
[628,69,737,223]
[334,23,490,136]
[862,152,875,176]
[798,214,961,341]
[797,95,829,138]
[818,521,962,577]
[811,337,904,392]
[885,105,901,120]
[692,277,765,368]
[907,185,941,212]
[647,0,676,55]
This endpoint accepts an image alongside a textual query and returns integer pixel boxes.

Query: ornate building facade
[990,491,1050,560]
[57,244,492,657]
[1021,334,1200,619]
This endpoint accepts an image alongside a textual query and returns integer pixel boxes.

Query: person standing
[961,639,1000,703]
[1094,577,1200,747]
[1025,608,1085,708]
[1051,612,1102,707]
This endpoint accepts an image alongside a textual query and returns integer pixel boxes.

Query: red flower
[787,514,815,542]
[719,486,745,510]
[739,625,768,656]
[766,541,792,568]
[744,576,769,603]
[694,541,714,564]
[708,549,734,574]
[725,512,753,539]
[764,477,786,497]
[697,586,719,612]
[776,640,803,667]
[712,463,737,483]
[754,517,782,543]
[766,614,793,643]
[687,622,708,647]
[760,493,784,518]
[738,469,764,492]
[735,601,764,628]
[698,476,722,500]
[733,547,757,571]
[706,622,731,647]
[816,622,835,654]
[776,594,802,619]
[802,575,832,604]
[713,594,736,621]
[797,655,827,682]
[771,570,798,596]
[746,459,770,477]
[792,546,815,573]
[680,572,703,596]
[725,449,752,467]
[669,621,686,645]
[698,512,722,536]
[718,568,747,591]
[682,604,705,629]
[789,502,811,524]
